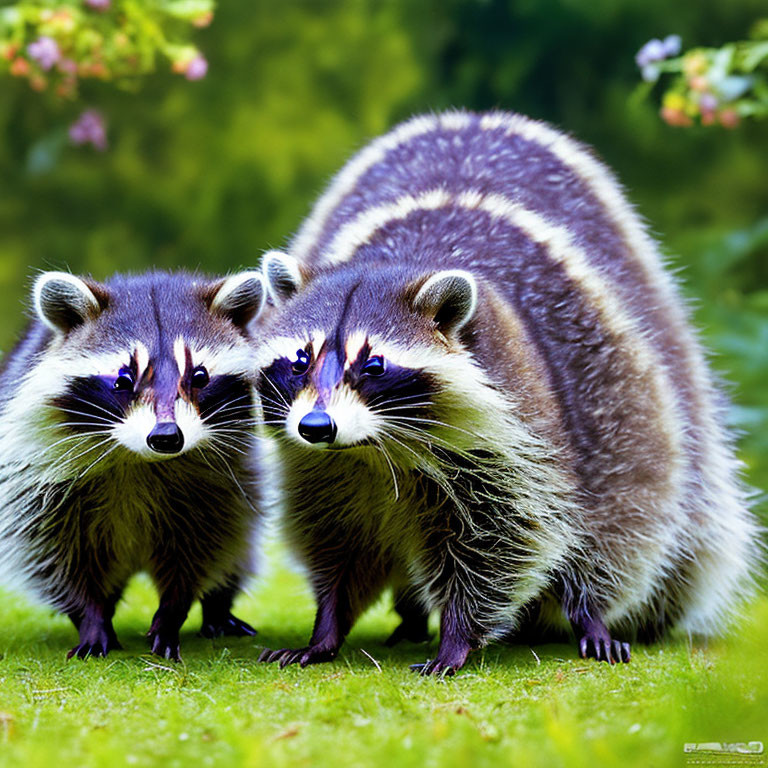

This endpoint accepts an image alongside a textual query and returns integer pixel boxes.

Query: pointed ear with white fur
[33,271,106,334]
[209,271,266,328]
[411,269,477,336]
[262,250,303,304]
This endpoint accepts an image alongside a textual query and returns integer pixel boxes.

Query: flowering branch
[634,19,768,128]
[0,1,214,99]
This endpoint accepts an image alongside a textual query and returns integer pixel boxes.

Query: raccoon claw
[409,658,458,677]
[258,645,338,668]
[67,637,120,660]
[615,640,631,663]
[148,631,182,662]
[384,620,431,647]
[67,628,121,659]
[578,633,630,664]
[200,613,257,639]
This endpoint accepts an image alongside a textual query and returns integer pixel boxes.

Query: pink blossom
[57,57,77,75]
[69,109,108,151]
[662,35,681,57]
[185,54,208,81]
[27,36,60,71]
[636,35,682,69]
[85,0,111,8]
[699,93,718,112]
[635,39,666,68]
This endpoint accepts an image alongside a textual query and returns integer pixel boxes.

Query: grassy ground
[0,545,766,768]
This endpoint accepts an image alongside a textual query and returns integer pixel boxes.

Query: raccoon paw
[578,631,631,664]
[258,645,338,668]
[148,630,182,662]
[409,657,461,677]
[384,618,431,647]
[67,632,121,660]
[200,613,257,639]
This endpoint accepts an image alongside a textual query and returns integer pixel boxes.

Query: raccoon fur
[0,269,265,660]
[254,110,760,674]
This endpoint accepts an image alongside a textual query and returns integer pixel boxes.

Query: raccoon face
[256,252,477,459]
[33,270,265,463]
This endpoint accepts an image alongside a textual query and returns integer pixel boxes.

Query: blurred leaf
[25,126,67,175]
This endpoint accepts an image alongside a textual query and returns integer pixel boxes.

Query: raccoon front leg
[259,550,387,668]
[385,585,431,646]
[411,472,522,676]
[411,589,485,676]
[67,591,123,659]
[259,578,351,668]
[200,576,257,639]
[147,584,194,661]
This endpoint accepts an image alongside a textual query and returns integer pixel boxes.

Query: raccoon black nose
[147,422,185,454]
[298,410,337,445]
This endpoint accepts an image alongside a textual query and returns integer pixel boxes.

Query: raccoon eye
[113,368,135,392]
[191,365,210,389]
[362,355,386,376]
[291,349,311,375]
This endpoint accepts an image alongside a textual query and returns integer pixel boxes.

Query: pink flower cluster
[69,109,107,151]
[185,54,208,80]
[635,35,681,82]
[27,36,60,71]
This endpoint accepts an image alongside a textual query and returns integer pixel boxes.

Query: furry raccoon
[254,110,760,674]
[0,269,265,660]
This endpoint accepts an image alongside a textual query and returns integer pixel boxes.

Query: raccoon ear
[209,271,266,328]
[33,271,106,333]
[412,269,477,336]
[262,250,302,304]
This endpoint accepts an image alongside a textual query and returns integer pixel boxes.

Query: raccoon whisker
[256,389,286,404]
[205,424,260,436]
[259,409,290,424]
[74,441,119,481]
[207,436,250,457]
[257,402,289,418]
[374,427,425,465]
[372,402,434,415]
[205,442,258,515]
[256,391,291,415]
[49,435,115,480]
[53,397,122,422]
[34,431,114,463]
[208,426,259,436]
[48,407,117,426]
[384,414,480,441]
[46,418,115,436]
[368,391,434,409]
[39,425,115,443]
[371,437,399,501]
[200,394,254,423]
[383,416,479,450]
[375,429,469,507]
[383,423,480,466]
[259,374,291,410]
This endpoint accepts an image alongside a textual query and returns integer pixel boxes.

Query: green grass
[1,545,766,768]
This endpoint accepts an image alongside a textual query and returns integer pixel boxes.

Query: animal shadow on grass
[253,621,586,676]
[345,629,579,675]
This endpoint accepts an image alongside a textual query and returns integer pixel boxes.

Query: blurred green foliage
[0,0,766,515]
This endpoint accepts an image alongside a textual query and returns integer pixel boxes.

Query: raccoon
[0,269,265,660]
[254,110,760,674]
